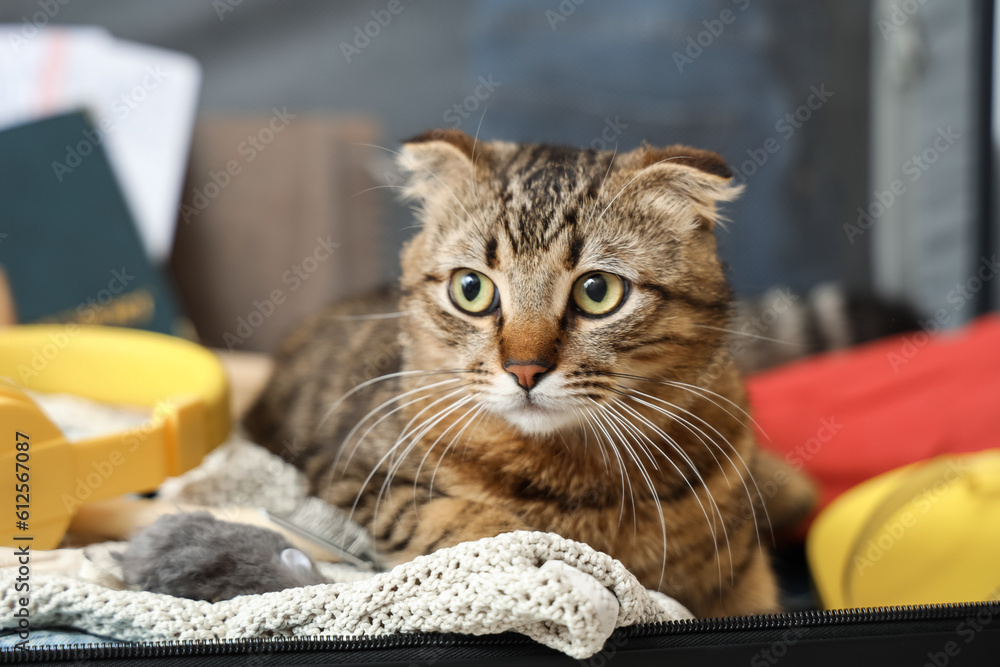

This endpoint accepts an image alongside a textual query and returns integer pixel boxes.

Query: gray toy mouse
[116,512,328,601]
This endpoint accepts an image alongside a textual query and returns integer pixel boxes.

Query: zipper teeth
[4,602,996,662]
[0,632,529,662]
[627,601,999,636]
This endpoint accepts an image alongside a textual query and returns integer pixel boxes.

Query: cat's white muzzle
[487,373,580,436]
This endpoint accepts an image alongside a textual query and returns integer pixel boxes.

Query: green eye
[449,269,498,314]
[572,272,626,316]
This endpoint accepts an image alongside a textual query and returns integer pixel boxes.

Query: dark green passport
[0,111,186,336]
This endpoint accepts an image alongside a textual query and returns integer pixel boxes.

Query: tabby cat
[246,129,810,617]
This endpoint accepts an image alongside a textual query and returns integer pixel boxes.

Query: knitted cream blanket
[0,438,692,659]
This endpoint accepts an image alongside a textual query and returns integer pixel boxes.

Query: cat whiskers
[380,385,485,493]
[571,406,610,472]
[661,377,769,438]
[424,401,489,501]
[608,393,732,517]
[382,386,472,473]
[579,404,634,528]
[609,371,768,439]
[609,392,735,584]
[408,398,480,498]
[317,368,472,433]
[332,377,467,475]
[588,402,658,518]
[612,387,733,494]
[607,372,773,548]
[382,394,477,508]
[590,398,724,591]
[351,387,473,532]
[369,393,479,549]
[693,324,806,347]
[351,183,408,198]
[660,379,774,547]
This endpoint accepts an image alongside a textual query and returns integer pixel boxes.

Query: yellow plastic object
[0,325,230,549]
[807,450,1000,609]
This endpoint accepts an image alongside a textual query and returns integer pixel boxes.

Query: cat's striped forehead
[484,144,615,259]
[426,142,649,310]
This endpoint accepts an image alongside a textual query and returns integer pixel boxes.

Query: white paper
[0,26,202,263]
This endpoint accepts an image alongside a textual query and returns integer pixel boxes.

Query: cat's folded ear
[397,129,487,204]
[617,144,743,231]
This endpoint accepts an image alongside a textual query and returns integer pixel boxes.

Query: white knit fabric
[1,432,693,658]
[2,532,688,658]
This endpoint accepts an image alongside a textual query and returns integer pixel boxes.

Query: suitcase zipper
[2,601,997,663]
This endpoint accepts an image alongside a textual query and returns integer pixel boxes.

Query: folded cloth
[1,531,689,659]
[0,435,692,659]
[748,314,1000,529]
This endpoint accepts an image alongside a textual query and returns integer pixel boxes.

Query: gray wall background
[870,0,985,325]
[7,0,971,310]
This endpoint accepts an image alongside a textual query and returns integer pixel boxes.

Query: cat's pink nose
[504,363,550,390]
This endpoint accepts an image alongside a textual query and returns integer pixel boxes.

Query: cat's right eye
[449,269,499,315]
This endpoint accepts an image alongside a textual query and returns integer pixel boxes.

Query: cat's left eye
[572,272,626,316]
[449,269,499,315]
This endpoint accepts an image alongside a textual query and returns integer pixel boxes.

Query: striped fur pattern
[246,129,786,617]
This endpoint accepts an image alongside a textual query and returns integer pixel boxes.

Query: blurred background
[0,0,995,352]
[2,0,999,616]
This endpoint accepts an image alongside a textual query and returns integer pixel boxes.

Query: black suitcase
[4,602,998,666]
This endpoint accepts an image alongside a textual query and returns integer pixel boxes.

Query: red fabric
[746,315,1000,524]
